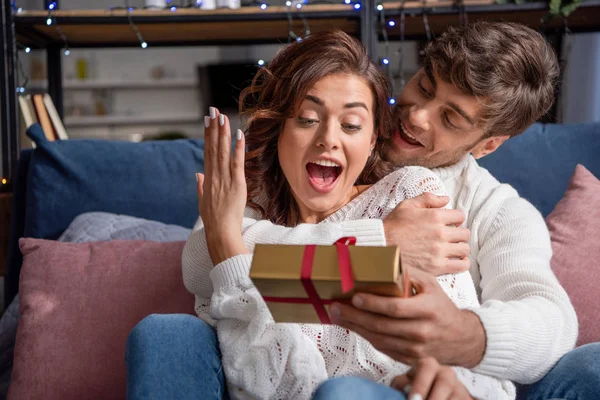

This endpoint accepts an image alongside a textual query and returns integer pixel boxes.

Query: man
[318,21,586,398]
[128,22,595,399]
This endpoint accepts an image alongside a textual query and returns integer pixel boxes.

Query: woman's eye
[298,117,318,126]
[343,124,362,132]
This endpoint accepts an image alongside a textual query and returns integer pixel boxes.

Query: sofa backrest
[479,122,600,217]
[5,124,205,306]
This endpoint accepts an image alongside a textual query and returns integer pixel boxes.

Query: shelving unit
[63,113,203,128]
[28,78,199,90]
[2,0,600,193]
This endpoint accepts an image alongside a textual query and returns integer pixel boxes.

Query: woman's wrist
[207,231,249,266]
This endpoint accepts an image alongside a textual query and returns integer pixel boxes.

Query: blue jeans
[125,314,226,400]
[125,314,600,400]
[313,377,407,400]
[314,344,600,400]
[518,342,600,400]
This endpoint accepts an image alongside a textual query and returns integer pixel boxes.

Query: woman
[126,30,512,400]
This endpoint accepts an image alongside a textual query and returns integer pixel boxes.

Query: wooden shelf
[381,0,600,39]
[14,1,600,48]
[64,113,202,127]
[15,5,360,48]
[29,78,199,90]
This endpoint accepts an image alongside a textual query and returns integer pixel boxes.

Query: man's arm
[245,193,470,274]
[472,197,578,384]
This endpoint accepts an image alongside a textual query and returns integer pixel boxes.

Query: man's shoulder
[456,156,521,202]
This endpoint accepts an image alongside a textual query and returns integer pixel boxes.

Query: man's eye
[444,112,458,130]
[418,83,431,96]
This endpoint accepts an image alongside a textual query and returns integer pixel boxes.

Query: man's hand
[330,267,486,368]
[384,193,471,275]
[392,358,475,400]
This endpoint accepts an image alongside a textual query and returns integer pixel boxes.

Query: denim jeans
[125,314,226,400]
[125,314,600,400]
[518,342,600,400]
[313,377,407,400]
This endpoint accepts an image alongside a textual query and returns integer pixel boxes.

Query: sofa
[1,121,599,399]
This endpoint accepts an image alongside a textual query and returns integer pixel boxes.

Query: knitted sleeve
[209,255,328,400]
[471,196,578,383]
[181,209,386,323]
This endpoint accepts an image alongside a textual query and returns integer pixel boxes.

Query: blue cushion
[479,122,600,217]
[24,124,204,240]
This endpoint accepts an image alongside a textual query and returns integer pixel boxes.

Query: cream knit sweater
[182,166,516,400]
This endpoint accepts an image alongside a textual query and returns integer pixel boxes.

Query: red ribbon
[263,237,357,324]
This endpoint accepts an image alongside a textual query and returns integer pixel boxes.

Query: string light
[17,7,23,13]
[376,3,383,11]
[388,20,395,27]
[353,3,361,9]
[48,1,57,10]
[25,47,31,53]
[141,41,148,48]
[344,0,351,3]
[296,3,302,9]
[46,17,52,25]
[382,58,389,65]
[258,59,265,66]
[286,0,291,6]
[64,49,71,56]
[389,98,396,105]
[260,3,268,9]
[170,6,177,11]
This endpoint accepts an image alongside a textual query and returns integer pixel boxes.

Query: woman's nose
[316,122,340,150]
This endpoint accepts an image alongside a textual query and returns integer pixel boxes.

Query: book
[18,95,38,149]
[32,94,56,141]
[43,94,69,140]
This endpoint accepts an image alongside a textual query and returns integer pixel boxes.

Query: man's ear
[471,135,509,159]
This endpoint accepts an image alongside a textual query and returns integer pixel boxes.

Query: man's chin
[382,145,427,167]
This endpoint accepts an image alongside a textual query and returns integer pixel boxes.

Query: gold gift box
[250,243,407,324]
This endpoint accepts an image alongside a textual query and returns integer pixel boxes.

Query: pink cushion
[547,164,600,346]
[9,239,195,400]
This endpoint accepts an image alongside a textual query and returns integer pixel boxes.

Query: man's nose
[408,105,431,132]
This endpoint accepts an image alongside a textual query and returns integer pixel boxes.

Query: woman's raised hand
[197,106,249,266]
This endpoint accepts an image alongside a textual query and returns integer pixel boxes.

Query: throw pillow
[546,164,600,346]
[8,239,195,400]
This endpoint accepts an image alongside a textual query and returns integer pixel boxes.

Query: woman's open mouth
[306,159,342,193]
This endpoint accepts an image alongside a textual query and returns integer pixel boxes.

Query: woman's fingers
[204,106,220,177]
[426,367,455,400]
[196,172,205,196]
[232,129,245,184]
[408,358,438,400]
[390,374,410,392]
[218,113,232,180]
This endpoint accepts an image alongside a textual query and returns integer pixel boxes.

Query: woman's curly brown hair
[239,30,394,226]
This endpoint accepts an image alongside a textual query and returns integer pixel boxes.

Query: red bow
[263,237,357,324]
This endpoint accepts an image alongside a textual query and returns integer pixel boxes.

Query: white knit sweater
[182,166,515,400]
